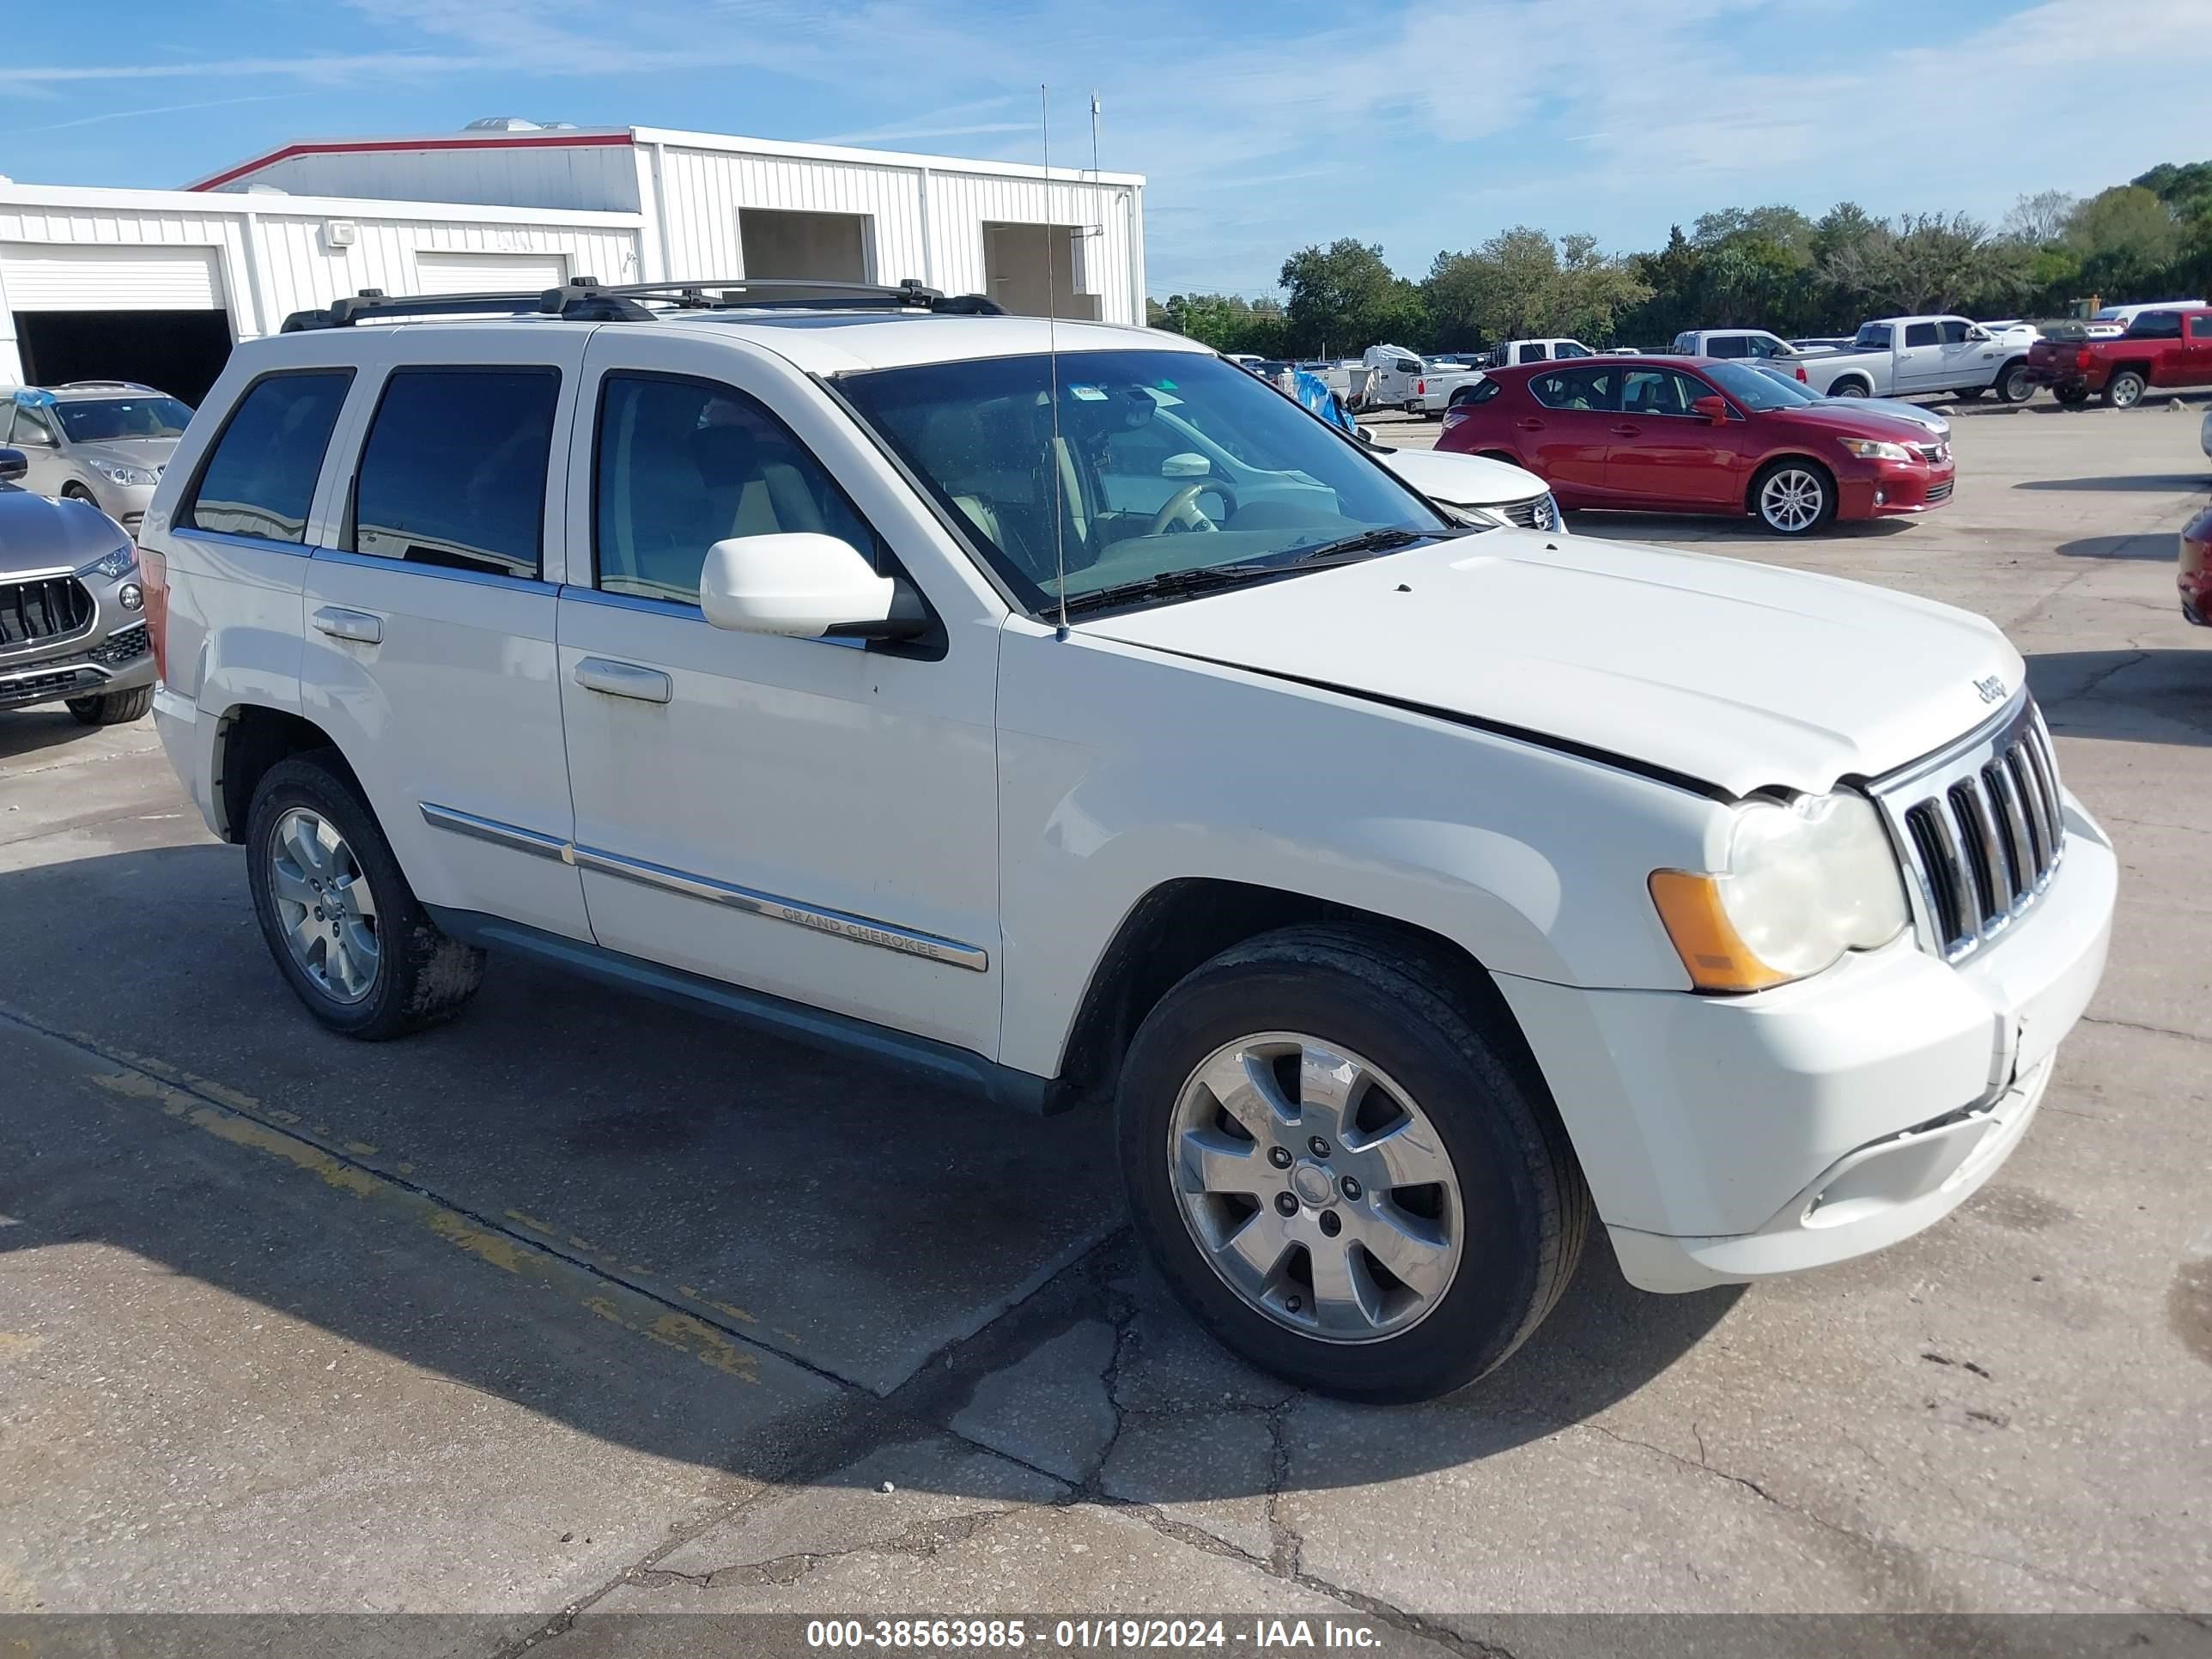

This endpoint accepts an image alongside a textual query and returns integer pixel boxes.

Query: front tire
[1115,927,1589,1403]
[65,685,153,726]
[1753,459,1837,535]
[245,753,484,1040]
[2105,370,2147,410]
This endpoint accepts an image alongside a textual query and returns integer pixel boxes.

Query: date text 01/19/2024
[803,1619,1386,1650]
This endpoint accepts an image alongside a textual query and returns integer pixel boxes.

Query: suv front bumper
[1496,790,2115,1292]
[0,624,155,711]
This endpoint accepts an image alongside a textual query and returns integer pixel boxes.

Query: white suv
[139,278,2116,1402]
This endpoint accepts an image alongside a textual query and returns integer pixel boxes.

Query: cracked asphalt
[1,399,2209,1653]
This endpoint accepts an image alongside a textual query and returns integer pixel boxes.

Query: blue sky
[3,0,2208,298]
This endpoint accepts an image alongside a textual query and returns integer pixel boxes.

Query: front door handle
[1514,418,1546,431]
[311,605,382,645]
[574,657,672,704]
[1609,423,1641,436]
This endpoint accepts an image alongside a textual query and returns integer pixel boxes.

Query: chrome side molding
[417,802,988,972]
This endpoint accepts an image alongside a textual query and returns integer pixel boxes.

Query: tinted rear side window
[1905,323,1940,347]
[186,371,353,544]
[351,368,559,579]
[1528,367,1616,410]
[2129,311,2185,339]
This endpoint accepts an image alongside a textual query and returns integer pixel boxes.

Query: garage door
[1,243,223,311]
[414,252,571,296]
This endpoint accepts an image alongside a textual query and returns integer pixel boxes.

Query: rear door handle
[1514,418,1546,431]
[1609,423,1641,436]
[311,605,382,645]
[574,657,672,704]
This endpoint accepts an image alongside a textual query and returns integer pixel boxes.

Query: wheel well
[214,706,359,843]
[1826,374,1871,396]
[1746,453,1835,513]
[2108,360,2152,383]
[1049,878,1550,1115]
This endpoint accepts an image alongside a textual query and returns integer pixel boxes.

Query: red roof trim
[189,131,635,193]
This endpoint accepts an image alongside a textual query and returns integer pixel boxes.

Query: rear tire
[64,685,153,726]
[2105,370,2147,410]
[1752,459,1837,536]
[1996,362,2033,404]
[245,753,485,1040]
[2054,384,2091,407]
[1115,925,1589,1403]
[1954,386,1984,402]
[1829,379,1869,398]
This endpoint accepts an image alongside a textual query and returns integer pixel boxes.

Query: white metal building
[0,123,1146,404]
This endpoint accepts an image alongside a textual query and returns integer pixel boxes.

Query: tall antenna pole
[1043,83,1069,639]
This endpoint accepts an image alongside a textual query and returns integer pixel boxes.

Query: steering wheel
[1147,478,1237,537]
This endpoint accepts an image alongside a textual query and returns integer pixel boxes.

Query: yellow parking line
[4,1008,763,1388]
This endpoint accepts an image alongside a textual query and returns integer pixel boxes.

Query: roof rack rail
[279,275,1006,333]
[280,283,651,332]
[537,276,1005,317]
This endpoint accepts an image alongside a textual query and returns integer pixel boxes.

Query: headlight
[1451,503,1510,530]
[1649,792,1907,992]
[77,544,138,582]
[1837,437,1913,463]
[89,459,159,487]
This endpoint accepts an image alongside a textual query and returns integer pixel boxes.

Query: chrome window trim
[417,801,987,972]
[313,545,558,595]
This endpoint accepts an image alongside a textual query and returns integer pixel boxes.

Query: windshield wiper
[1059,529,1453,618]
[1276,526,1443,564]
[1060,562,1290,616]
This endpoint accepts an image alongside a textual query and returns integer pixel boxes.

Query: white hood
[1080,531,2020,798]
[1371,446,1547,507]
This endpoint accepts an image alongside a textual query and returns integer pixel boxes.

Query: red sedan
[1438,356,1954,535]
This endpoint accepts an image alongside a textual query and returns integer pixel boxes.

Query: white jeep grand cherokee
[139,279,2115,1402]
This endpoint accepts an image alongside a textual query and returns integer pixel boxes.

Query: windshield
[54,396,193,442]
[1725,363,1822,409]
[839,349,1450,612]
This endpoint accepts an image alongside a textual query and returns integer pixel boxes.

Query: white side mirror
[700,532,907,639]
[1161,452,1212,479]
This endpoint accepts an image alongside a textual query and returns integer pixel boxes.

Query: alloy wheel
[1759,468,1826,532]
[1166,1032,1463,1343]
[268,807,380,1004]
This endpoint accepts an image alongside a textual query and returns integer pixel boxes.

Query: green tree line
[1147,160,2212,358]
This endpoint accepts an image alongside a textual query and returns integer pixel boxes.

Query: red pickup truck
[2027,307,2212,406]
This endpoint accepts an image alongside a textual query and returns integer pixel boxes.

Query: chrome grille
[1925,480,1954,503]
[1913,441,1950,465]
[0,574,94,652]
[1499,492,1560,532]
[1874,698,2064,963]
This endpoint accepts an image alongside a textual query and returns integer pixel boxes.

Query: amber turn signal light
[1647,870,1791,994]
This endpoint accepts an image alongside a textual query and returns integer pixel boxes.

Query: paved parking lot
[3,399,2209,1650]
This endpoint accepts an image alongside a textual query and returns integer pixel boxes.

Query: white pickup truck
[1798,315,2036,404]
